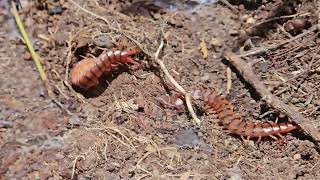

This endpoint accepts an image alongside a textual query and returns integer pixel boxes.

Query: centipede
[70,49,140,89]
[191,89,297,144]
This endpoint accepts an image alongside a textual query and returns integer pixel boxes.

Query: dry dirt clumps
[0,0,320,179]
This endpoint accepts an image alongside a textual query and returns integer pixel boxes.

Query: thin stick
[154,39,201,124]
[69,0,110,26]
[239,24,319,57]
[218,0,238,12]
[71,155,85,179]
[10,2,47,81]
[226,67,232,94]
[224,51,320,147]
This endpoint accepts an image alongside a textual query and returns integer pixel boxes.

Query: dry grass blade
[88,126,136,151]
[10,1,47,82]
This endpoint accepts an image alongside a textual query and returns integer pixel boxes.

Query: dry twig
[226,67,232,94]
[224,51,320,147]
[71,155,85,179]
[239,24,319,57]
[154,38,201,124]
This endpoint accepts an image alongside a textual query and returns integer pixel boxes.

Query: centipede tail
[70,49,140,89]
[192,89,297,143]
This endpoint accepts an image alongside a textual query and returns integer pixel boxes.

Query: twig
[226,67,232,94]
[71,155,85,179]
[249,13,310,30]
[69,0,110,26]
[218,0,238,12]
[154,39,201,125]
[223,51,320,147]
[239,24,319,57]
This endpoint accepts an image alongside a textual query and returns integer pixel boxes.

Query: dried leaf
[199,39,208,59]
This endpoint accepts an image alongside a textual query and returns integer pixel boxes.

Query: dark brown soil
[1,0,319,179]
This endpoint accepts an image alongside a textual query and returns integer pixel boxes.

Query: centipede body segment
[192,89,297,143]
[70,49,140,89]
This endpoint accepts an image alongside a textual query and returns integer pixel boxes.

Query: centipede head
[120,49,141,67]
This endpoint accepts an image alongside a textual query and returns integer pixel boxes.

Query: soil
[1,0,320,179]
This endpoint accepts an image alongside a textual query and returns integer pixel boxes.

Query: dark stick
[224,51,320,147]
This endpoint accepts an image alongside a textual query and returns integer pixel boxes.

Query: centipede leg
[257,136,262,144]
[276,133,287,144]
[268,134,278,141]
[126,57,141,68]
[241,135,250,146]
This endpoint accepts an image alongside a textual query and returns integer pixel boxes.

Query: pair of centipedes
[70,49,297,144]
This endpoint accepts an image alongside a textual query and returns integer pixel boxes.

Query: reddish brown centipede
[70,49,140,89]
[191,89,297,144]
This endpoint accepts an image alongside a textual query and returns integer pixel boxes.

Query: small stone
[23,52,32,61]
[153,13,161,20]
[0,120,13,128]
[246,17,256,24]
[291,98,300,104]
[200,73,210,82]
[68,116,83,126]
[210,37,222,47]
[92,35,114,48]
[248,140,255,147]
[260,62,269,72]
[192,69,200,76]
[175,129,200,147]
[229,29,239,36]
[293,154,301,160]
[168,18,183,28]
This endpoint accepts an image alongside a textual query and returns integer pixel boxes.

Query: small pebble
[0,120,13,128]
[291,98,300,104]
[23,52,32,61]
[93,35,113,48]
[246,17,256,24]
[192,69,200,76]
[68,116,83,126]
[293,154,301,160]
[153,13,161,20]
[48,6,64,15]
[175,128,200,147]
[260,62,269,73]
[229,29,239,36]
[211,37,222,47]
[200,73,210,82]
